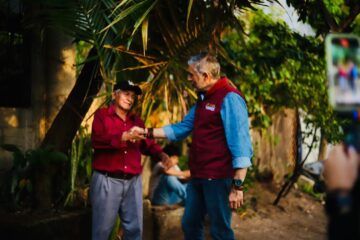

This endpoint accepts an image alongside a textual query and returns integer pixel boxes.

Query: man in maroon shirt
[90,80,169,240]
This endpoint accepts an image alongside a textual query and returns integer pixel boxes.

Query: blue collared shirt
[163,92,253,169]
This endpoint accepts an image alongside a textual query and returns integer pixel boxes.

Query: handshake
[122,126,154,142]
[123,126,174,169]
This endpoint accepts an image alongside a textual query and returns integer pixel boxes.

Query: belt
[95,170,136,180]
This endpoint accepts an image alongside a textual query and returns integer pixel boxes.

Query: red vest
[189,77,244,179]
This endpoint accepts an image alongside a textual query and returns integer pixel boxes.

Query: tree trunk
[35,47,102,210]
[41,47,102,153]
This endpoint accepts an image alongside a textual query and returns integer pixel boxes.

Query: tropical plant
[33,1,359,154]
[32,0,281,154]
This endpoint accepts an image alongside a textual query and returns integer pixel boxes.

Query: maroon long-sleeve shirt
[91,104,162,174]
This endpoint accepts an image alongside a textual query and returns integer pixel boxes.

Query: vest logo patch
[205,103,216,111]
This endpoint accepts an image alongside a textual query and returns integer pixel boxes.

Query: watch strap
[232,185,244,191]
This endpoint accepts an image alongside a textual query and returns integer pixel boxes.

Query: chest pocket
[104,116,128,135]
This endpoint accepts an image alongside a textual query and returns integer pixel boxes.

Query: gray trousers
[90,171,143,240]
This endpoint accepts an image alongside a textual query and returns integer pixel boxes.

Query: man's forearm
[152,128,167,138]
[234,168,247,180]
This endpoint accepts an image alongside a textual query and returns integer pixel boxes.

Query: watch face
[233,179,243,187]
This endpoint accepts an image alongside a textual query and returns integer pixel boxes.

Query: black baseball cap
[113,80,142,95]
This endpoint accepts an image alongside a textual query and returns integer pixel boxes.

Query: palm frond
[101,0,150,33]
[32,0,280,123]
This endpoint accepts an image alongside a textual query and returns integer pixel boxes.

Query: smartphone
[326,34,360,112]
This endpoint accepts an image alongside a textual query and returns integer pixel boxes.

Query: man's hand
[324,144,359,192]
[181,170,191,179]
[159,152,172,170]
[228,189,244,210]
[122,126,146,142]
[130,126,146,136]
[229,168,247,210]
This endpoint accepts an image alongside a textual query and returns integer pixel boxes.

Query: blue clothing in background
[150,163,187,205]
[152,175,187,205]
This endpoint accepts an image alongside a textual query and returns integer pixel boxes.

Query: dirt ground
[0,181,327,240]
[231,182,327,240]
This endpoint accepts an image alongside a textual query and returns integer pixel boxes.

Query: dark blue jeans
[182,178,234,240]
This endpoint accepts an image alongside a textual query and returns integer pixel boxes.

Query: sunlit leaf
[141,18,149,55]
[186,0,194,30]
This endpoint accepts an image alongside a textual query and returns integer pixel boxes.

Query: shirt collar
[108,104,117,115]
[205,76,228,98]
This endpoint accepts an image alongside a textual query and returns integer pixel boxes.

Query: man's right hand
[122,126,146,142]
[229,189,244,210]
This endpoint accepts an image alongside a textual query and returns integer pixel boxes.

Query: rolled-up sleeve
[163,106,196,141]
[221,93,253,169]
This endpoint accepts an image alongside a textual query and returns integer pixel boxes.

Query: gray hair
[187,52,220,79]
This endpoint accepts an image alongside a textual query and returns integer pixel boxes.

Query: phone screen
[326,34,360,111]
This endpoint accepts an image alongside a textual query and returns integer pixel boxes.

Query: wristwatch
[232,179,244,191]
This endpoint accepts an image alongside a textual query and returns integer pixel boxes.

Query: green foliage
[221,10,343,143]
[178,155,189,171]
[352,15,360,35]
[75,41,92,77]
[0,145,68,210]
[64,127,92,207]
[285,0,360,34]
[243,166,256,192]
